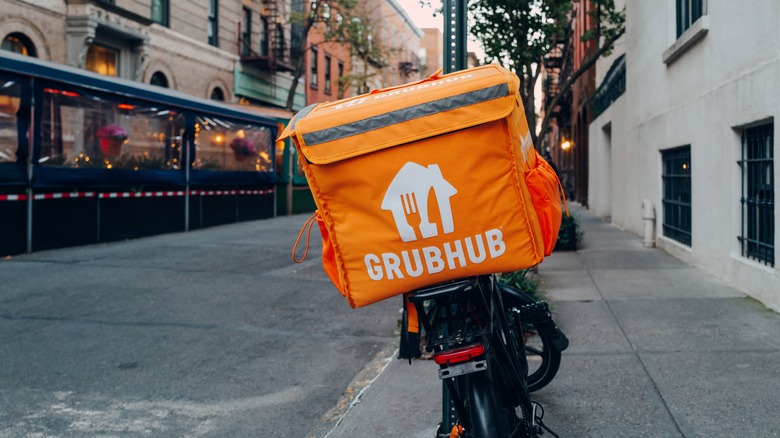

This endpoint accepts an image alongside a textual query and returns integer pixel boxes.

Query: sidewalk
[324,204,780,438]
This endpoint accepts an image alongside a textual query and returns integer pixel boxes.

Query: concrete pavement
[324,204,780,438]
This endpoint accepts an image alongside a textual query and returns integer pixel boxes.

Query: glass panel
[208,0,219,46]
[210,88,225,101]
[325,56,332,94]
[242,8,252,56]
[150,72,169,88]
[39,85,185,171]
[85,45,118,77]
[260,18,269,56]
[0,78,22,163]
[2,34,36,57]
[193,116,274,173]
[311,48,318,88]
[661,146,692,246]
[152,0,169,26]
[337,62,344,99]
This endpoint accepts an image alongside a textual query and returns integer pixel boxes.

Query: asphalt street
[0,214,400,437]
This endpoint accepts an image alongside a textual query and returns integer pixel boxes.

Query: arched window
[150,72,169,88]
[1,32,37,57]
[210,87,225,101]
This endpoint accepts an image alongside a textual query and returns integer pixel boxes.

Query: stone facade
[588,0,780,311]
[0,0,303,110]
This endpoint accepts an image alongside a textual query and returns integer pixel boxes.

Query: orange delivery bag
[282,64,563,308]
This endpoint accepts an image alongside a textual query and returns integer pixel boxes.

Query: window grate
[739,123,774,267]
[662,146,692,246]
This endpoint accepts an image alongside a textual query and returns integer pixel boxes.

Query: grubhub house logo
[364,162,507,281]
[381,163,457,242]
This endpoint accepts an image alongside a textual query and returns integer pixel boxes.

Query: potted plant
[96,124,128,158]
[229,137,256,162]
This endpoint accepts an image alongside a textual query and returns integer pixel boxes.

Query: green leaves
[468,0,625,141]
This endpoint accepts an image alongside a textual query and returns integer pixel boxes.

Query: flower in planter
[96,124,128,158]
[96,124,129,142]
[229,137,256,162]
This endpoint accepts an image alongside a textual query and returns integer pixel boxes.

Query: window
[676,0,705,37]
[739,122,774,267]
[337,62,344,99]
[84,45,118,77]
[260,18,269,56]
[310,47,318,89]
[150,72,169,88]
[241,8,252,56]
[210,87,225,101]
[208,0,219,47]
[0,75,23,163]
[274,24,285,59]
[1,33,37,57]
[662,146,692,246]
[39,85,185,171]
[193,116,274,172]
[324,55,332,94]
[151,0,170,27]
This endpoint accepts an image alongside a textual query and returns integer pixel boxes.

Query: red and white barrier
[0,188,274,202]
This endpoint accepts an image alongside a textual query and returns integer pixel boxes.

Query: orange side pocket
[525,151,565,256]
[315,213,346,296]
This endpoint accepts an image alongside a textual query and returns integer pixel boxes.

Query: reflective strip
[302,83,510,146]
[290,103,318,131]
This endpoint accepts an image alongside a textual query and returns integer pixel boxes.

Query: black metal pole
[440,2,468,433]
[443,0,468,74]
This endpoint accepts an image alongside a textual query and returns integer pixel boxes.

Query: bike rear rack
[407,276,495,359]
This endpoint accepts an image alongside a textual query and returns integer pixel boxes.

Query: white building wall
[589,0,780,311]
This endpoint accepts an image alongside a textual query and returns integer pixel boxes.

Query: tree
[336,12,390,95]
[469,0,625,145]
[284,0,391,111]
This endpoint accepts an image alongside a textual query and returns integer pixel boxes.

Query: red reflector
[433,344,485,365]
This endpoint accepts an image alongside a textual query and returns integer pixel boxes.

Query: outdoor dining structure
[0,51,287,256]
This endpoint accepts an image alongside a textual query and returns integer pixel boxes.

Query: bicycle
[403,274,565,437]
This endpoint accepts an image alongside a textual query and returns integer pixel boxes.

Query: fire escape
[543,38,571,125]
[398,52,420,80]
[238,0,295,73]
[542,34,574,199]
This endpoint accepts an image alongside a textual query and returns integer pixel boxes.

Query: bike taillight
[433,343,485,365]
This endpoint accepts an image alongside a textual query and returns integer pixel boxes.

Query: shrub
[499,268,544,303]
[555,212,582,251]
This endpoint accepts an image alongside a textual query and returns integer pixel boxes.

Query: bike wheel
[459,363,523,438]
[463,370,502,438]
[499,284,562,393]
[523,327,562,393]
